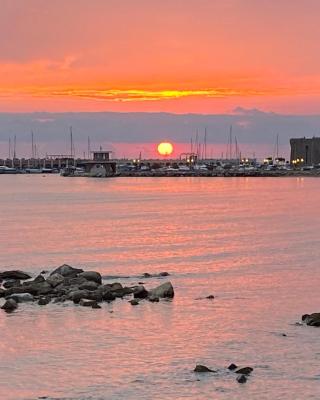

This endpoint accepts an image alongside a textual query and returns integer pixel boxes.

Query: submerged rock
[227,363,238,371]
[149,282,174,298]
[235,367,253,375]
[237,374,247,383]
[0,270,32,280]
[1,298,18,312]
[130,299,139,306]
[302,313,320,327]
[194,365,215,373]
[50,264,83,278]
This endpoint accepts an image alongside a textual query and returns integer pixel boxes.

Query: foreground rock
[148,282,174,298]
[8,293,34,302]
[302,313,320,327]
[1,298,18,312]
[194,365,216,373]
[0,270,32,280]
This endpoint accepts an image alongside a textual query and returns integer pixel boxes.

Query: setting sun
[157,142,174,156]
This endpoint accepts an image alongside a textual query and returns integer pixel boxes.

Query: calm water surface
[0,175,320,400]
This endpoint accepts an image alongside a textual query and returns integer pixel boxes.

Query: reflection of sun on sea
[157,142,174,157]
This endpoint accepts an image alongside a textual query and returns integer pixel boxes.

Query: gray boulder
[3,279,21,289]
[69,289,89,303]
[79,271,102,284]
[148,282,174,298]
[79,281,99,291]
[1,298,18,311]
[133,285,149,299]
[8,293,34,302]
[50,264,83,277]
[46,273,65,288]
[0,270,32,280]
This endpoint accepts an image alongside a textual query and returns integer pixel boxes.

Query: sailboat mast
[70,126,73,158]
[204,127,207,160]
[13,135,16,159]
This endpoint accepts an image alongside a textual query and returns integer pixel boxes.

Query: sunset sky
[1,0,320,114]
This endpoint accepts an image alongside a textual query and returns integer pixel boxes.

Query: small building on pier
[79,151,117,177]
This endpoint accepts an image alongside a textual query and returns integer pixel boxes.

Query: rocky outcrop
[148,282,174,298]
[0,266,175,312]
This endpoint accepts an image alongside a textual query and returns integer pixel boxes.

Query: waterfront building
[290,137,320,165]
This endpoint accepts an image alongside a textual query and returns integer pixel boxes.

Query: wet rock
[38,296,51,305]
[112,287,134,298]
[206,295,215,299]
[50,264,83,278]
[237,374,247,384]
[1,298,18,312]
[92,303,101,309]
[194,365,215,373]
[86,290,103,302]
[46,273,65,288]
[302,313,320,327]
[227,363,238,371]
[79,281,99,291]
[110,282,123,291]
[236,367,253,375]
[143,273,151,278]
[0,270,32,280]
[79,299,98,307]
[133,285,149,299]
[3,279,21,289]
[79,271,102,284]
[102,291,116,302]
[33,274,46,283]
[130,299,139,305]
[70,290,89,303]
[8,293,34,302]
[0,288,6,298]
[148,281,174,298]
[35,282,53,295]
[40,270,49,274]
[148,296,159,303]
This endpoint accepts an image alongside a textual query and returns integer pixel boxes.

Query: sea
[0,175,320,400]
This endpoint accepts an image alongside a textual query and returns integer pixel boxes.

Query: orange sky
[1,0,320,113]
